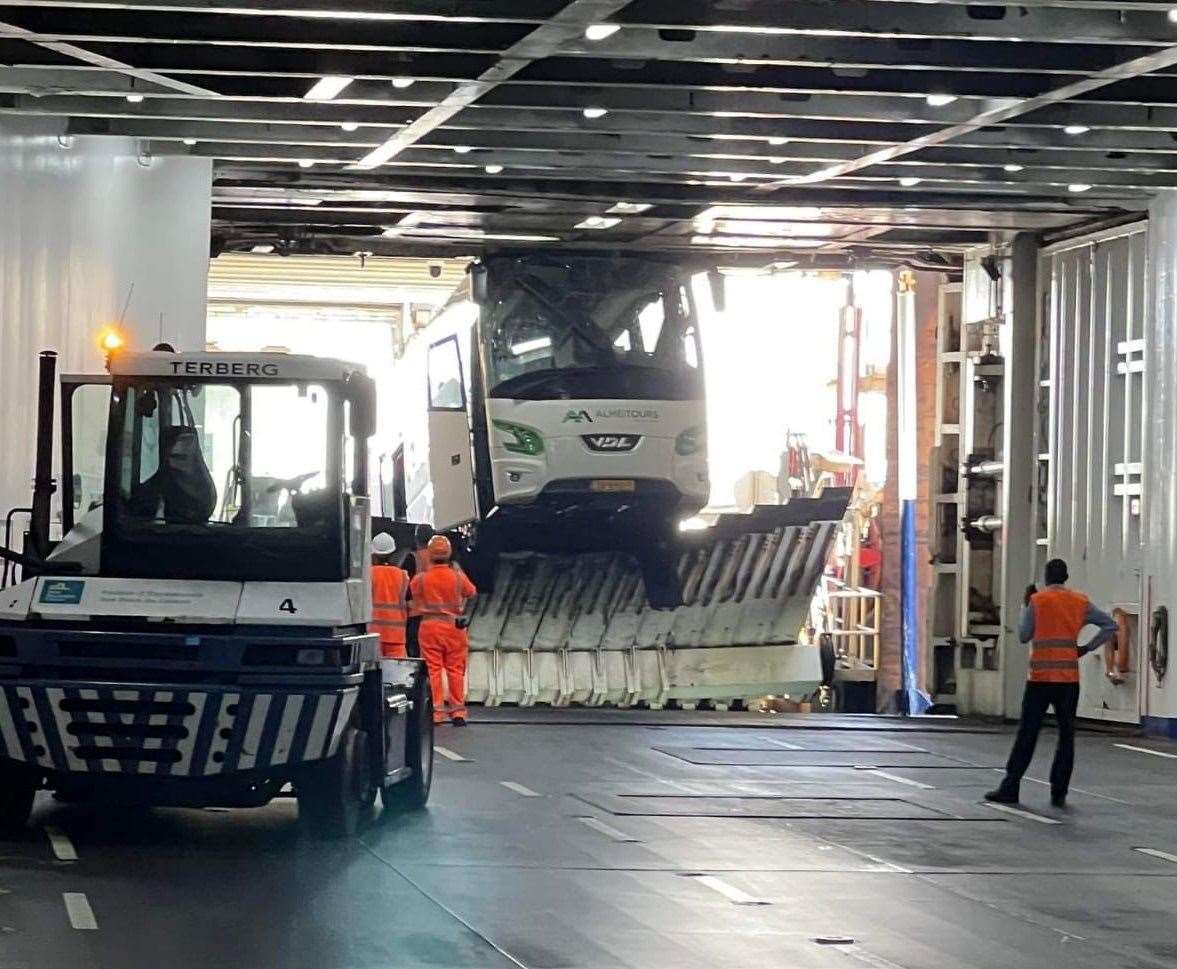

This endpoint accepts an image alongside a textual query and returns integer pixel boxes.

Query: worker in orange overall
[370,532,410,659]
[410,534,476,726]
[986,558,1118,809]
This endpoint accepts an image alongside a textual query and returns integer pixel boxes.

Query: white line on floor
[1135,847,1177,864]
[983,802,1061,825]
[1114,743,1177,760]
[44,827,77,862]
[864,770,935,791]
[434,745,468,762]
[578,816,641,843]
[689,874,769,906]
[500,780,541,798]
[63,893,97,930]
[765,737,802,750]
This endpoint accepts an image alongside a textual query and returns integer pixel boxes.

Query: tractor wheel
[298,727,374,838]
[0,766,36,832]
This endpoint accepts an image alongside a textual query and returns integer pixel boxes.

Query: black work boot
[1051,791,1067,809]
[984,787,1019,805]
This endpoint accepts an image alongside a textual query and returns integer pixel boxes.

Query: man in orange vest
[986,559,1118,808]
[370,532,410,660]
[410,534,477,726]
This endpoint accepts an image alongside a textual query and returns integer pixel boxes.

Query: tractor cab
[45,349,376,586]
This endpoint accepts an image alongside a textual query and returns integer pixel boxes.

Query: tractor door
[425,335,477,529]
[60,374,112,534]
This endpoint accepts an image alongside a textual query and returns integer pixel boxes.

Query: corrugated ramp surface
[466,497,849,708]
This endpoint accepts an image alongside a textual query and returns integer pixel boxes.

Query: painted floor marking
[1114,743,1177,760]
[44,827,77,862]
[578,816,641,843]
[63,893,97,930]
[689,874,769,906]
[1135,847,1177,865]
[983,802,1061,825]
[765,737,803,750]
[434,745,468,762]
[500,780,541,798]
[858,768,935,790]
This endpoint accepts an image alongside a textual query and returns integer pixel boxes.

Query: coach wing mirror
[707,268,726,313]
[347,373,377,440]
[470,263,489,305]
[706,267,725,313]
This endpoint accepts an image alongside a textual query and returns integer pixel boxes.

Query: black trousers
[997,682,1081,797]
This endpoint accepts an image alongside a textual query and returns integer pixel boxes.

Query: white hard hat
[371,532,397,556]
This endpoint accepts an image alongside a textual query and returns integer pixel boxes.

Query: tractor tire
[381,674,434,813]
[0,767,36,832]
[298,727,374,839]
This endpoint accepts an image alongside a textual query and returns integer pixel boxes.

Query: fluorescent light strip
[304,75,353,101]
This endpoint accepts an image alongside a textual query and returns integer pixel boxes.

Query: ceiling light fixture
[768,137,789,146]
[485,164,504,174]
[1003,163,1024,172]
[575,216,621,230]
[729,173,748,182]
[340,121,359,132]
[304,75,354,101]
[298,159,315,169]
[453,145,473,154]
[925,93,958,107]
[251,244,275,254]
[583,107,608,119]
[1064,124,1090,135]
[125,94,144,103]
[899,176,922,187]
[607,202,652,214]
[1169,7,1177,22]
[585,23,620,41]
[769,157,786,165]
[182,137,197,146]
[391,77,415,89]
[1068,182,1093,193]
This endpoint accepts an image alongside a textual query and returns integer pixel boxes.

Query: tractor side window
[428,336,465,410]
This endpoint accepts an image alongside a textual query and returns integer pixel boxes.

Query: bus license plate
[591,479,636,493]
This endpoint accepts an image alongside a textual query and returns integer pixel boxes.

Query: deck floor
[2,709,1176,969]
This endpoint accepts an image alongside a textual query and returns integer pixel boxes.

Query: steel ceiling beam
[352,0,633,169]
[0,17,216,94]
[764,42,1177,189]
[6,0,1177,45]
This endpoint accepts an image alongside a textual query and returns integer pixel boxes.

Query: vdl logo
[562,409,594,424]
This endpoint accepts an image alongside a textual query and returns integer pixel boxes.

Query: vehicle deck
[2,708,1176,969]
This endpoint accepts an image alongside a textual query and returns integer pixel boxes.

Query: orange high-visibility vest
[410,564,476,626]
[1028,586,1088,684]
[371,564,410,653]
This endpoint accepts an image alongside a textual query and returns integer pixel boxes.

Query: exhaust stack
[29,350,58,562]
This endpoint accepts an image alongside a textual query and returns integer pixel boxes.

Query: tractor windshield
[102,377,350,582]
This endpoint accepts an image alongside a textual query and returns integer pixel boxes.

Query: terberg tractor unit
[0,345,433,835]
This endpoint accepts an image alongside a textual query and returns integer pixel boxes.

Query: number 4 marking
[279,598,297,614]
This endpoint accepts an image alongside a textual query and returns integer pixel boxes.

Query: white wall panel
[1039,225,1147,724]
[0,124,212,526]
[1145,194,1177,735]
